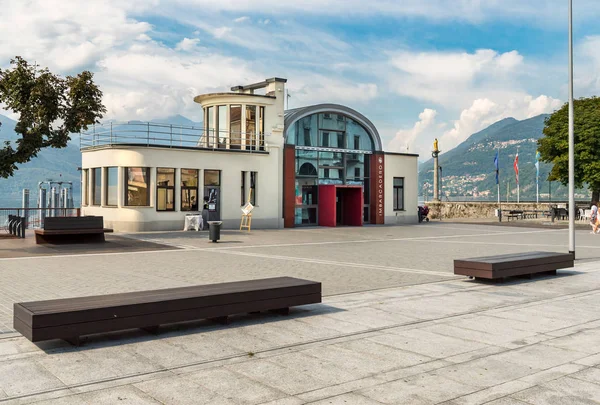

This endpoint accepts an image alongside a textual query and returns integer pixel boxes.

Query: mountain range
[0,114,201,208]
[418,114,583,201]
[0,112,583,208]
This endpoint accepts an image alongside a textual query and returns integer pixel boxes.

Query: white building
[80,78,418,231]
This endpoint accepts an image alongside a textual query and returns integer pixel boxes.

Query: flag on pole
[535,150,540,179]
[513,152,519,184]
[494,150,499,185]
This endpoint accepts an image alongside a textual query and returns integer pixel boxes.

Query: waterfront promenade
[1,223,600,404]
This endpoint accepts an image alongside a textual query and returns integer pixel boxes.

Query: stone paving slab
[1,224,600,404]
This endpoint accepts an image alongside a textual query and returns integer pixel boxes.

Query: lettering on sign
[377,156,384,219]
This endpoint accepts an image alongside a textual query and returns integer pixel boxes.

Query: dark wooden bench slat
[17,282,321,329]
[20,293,321,343]
[455,260,573,279]
[454,252,573,271]
[454,251,573,280]
[19,277,316,314]
[13,277,323,343]
[35,228,114,235]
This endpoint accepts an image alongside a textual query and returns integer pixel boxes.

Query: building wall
[384,153,419,224]
[81,147,283,232]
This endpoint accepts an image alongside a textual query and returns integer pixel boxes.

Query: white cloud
[0,0,154,72]
[234,16,250,23]
[175,38,200,52]
[389,49,525,108]
[388,109,437,154]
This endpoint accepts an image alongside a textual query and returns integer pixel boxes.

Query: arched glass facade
[285,112,377,226]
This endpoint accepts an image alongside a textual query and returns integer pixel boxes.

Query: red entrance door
[318,185,363,227]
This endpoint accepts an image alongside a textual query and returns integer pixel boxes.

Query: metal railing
[80,122,268,152]
[0,208,80,231]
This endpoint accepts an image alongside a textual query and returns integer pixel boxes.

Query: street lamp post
[568,0,575,257]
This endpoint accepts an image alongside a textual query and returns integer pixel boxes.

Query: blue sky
[1,0,600,158]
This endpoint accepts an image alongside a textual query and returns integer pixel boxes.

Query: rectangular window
[303,128,311,146]
[259,106,265,150]
[181,169,199,211]
[217,105,227,147]
[250,171,257,205]
[354,135,360,150]
[156,168,175,211]
[337,133,344,149]
[92,167,102,206]
[106,167,118,206]
[241,171,247,205]
[82,169,89,206]
[246,105,256,150]
[393,177,404,211]
[230,105,242,149]
[125,167,150,206]
[206,106,215,147]
[322,132,329,147]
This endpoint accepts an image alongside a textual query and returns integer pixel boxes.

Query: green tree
[538,96,600,202]
[0,57,106,178]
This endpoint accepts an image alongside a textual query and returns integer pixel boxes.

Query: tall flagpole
[497,148,500,204]
[568,0,575,256]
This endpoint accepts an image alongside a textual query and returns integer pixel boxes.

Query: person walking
[590,201,599,234]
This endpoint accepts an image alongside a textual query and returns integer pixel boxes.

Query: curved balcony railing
[80,122,268,152]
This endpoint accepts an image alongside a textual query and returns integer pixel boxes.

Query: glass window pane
[318,168,343,184]
[230,105,242,149]
[93,168,101,205]
[181,169,198,187]
[246,105,256,149]
[157,168,175,187]
[346,153,364,180]
[250,171,257,205]
[207,106,215,146]
[394,177,404,187]
[318,151,344,167]
[204,170,220,186]
[319,113,346,131]
[217,105,227,146]
[296,115,317,147]
[296,150,318,176]
[107,167,118,206]
[126,168,149,206]
[82,169,89,206]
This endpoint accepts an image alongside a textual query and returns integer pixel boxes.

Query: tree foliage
[538,96,600,201]
[0,57,106,178]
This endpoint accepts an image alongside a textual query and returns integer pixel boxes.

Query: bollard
[498,209,502,222]
[20,217,26,238]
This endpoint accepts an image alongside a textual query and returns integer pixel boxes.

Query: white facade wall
[384,153,419,224]
[81,146,283,232]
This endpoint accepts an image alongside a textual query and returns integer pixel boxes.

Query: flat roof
[384,151,420,157]
[194,93,276,104]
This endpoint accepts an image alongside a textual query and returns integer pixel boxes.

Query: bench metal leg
[210,316,230,325]
[270,307,290,316]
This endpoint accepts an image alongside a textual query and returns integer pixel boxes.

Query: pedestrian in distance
[590,201,599,234]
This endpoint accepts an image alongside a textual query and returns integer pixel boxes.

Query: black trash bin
[208,221,222,243]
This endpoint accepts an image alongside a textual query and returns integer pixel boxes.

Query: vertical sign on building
[370,153,385,224]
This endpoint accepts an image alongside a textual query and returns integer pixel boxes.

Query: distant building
[80,78,418,231]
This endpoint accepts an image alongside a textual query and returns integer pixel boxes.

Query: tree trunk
[592,190,600,204]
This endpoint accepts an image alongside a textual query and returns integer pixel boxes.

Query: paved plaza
[1,223,600,404]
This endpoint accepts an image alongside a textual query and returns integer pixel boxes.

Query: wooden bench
[505,210,523,221]
[454,251,574,280]
[34,216,113,244]
[13,277,322,345]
